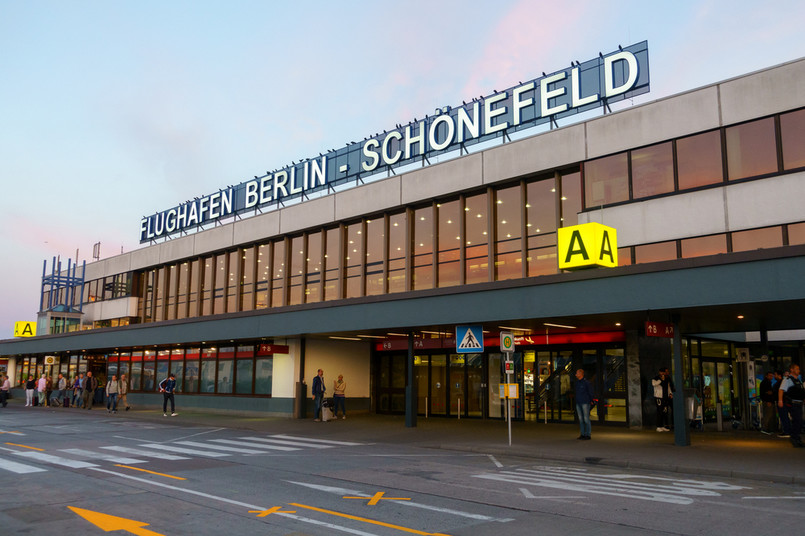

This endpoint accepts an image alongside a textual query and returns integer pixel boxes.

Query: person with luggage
[0,375,10,407]
[652,367,675,432]
[106,374,120,413]
[159,373,178,417]
[333,374,347,419]
[50,373,67,407]
[312,369,325,422]
[778,363,804,448]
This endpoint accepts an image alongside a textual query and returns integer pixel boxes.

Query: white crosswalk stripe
[239,436,333,449]
[12,451,97,469]
[59,448,146,465]
[0,458,47,474]
[209,439,301,451]
[267,434,364,446]
[174,441,270,454]
[100,445,189,461]
[138,443,230,458]
[473,466,749,505]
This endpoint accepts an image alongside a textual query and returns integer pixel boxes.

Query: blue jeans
[779,404,792,434]
[314,393,323,419]
[576,402,591,437]
[333,395,345,417]
[107,393,118,411]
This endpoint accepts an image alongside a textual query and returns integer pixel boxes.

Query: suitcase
[321,406,335,422]
[63,397,70,408]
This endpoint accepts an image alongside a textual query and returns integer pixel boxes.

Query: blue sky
[1,0,804,339]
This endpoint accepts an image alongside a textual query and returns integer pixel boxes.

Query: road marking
[173,440,270,454]
[0,458,48,474]
[269,434,363,446]
[488,455,503,468]
[344,491,411,506]
[519,488,584,499]
[239,436,330,449]
[169,427,226,442]
[290,502,450,536]
[5,442,44,451]
[88,468,383,536]
[743,496,805,500]
[12,451,97,469]
[137,443,230,458]
[208,438,300,452]
[101,446,189,461]
[114,464,187,480]
[68,506,165,536]
[0,430,23,435]
[60,448,146,465]
[287,481,510,522]
[249,506,297,517]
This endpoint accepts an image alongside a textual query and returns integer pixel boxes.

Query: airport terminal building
[2,46,804,431]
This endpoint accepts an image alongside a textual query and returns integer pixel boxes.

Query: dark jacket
[312,375,325,396]
[575,377,595,405]
[759,378,776,403]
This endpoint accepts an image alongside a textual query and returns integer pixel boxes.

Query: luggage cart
[687,393,703,430]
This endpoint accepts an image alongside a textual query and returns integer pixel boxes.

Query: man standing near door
[778,363,804,448]
[652,368,674,432]
[574,369,594,440]
[312,369,325,422]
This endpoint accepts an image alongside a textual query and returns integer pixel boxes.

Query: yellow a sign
[14,321,37,338]
[558,223,618,270]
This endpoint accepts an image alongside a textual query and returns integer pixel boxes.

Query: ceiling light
[544,322,577,329]
[329,336,362,341]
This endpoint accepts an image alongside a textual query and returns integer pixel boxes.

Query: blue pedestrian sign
[456,325,484,353]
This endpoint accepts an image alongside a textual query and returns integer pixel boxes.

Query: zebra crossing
[0,434,362,475]
[472,465,749,505]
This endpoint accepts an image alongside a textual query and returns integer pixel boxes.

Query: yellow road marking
[289,503,450,536]
[114,464,186,480]
[68,506,165,536]
[248,506,297,517]
[0,431,21,435]
[343,491,411,505]
[5,442,44,451]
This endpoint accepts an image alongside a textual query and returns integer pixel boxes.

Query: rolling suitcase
[321,406,335,422]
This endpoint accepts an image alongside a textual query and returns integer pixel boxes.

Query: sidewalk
[37,400,803,486]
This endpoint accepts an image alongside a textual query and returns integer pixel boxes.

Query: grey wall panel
[233,211,280,246]
[335,176,402,221]
[279,195,335,235]
[719,58,805,126]
[400,153,483,204]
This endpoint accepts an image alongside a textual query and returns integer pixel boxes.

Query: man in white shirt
[0,375,10,407]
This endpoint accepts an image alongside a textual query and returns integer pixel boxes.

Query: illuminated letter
[140,218,149,241]
[564,230,588,263]
[405,121,425,160]
[289,166,303,195]
[187,201,199,226]
[457,101,480,142]
[310,156,326,188]
[484,93,508,135]
[512,82,535,125]
[274,170,289,198]
[604,51,639,97]
[571,66,598,107]
[165,209,177,233]
[540,72,568,117]
[198,197,209,222]
[220,188,232,215]
[176,203,187,229]
[208,192,221,219]
[362,139,380,171]
[245,180,259,208]
[260,175,273,203]
[382,131,403,165]
[429,114,455,151]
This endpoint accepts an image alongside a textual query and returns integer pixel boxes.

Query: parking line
[114,464,187,480]
[290,503,450,536]
[5,442,44,451]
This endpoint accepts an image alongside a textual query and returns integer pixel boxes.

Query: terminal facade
[2,54,805,431]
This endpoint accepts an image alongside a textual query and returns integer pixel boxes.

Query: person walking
[312,369,325,422]
[45,375,53,407]
[758,371,777,435]
[574,368,595,440]
[82,371,98,410]
[652,367,675,432]
[72,373,84,408]
[119,373,130,411]
[37,374,47,407]
[25,375,35,407]
[159,373,178,417]
[333,374,347,419]
[774,370,792,438]
[105,374,120,413]
[0,375,10,407]
[778,363,804,448]
[52,373,67,407]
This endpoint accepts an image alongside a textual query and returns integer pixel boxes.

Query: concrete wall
[304,338,371,398]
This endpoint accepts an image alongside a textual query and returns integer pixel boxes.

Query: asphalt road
[1,408,804,536]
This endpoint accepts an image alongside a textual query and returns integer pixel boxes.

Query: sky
[1,0,804,339]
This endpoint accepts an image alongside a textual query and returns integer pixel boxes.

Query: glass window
[156,350,169,388]
[165,266,178,321]
[618,247,633,266]
[365,218,385,296]
[117,353,130,381]
[170,349,184,392]
[438,200,461,287]
[788,222,805,245]
[241,247,255,311]
[217,346,234,394]
[271,240,286,307]
[634,241,677,264]
[388,212,407,293]
[584,152,629,207]
[305,231,323,303]
[677,130,723,190]
[324,227,341,301]
[107,355,119,380]
[527,177,557,277]
[561,171,581,227]
[495,186,522,281]
[153,267,165,322]
[187,259,199,318]
[781,109,805,170]
[731,226,783,252]
[631,142,674,199]
[726,118,778,180]
[200,347,217,393]
[345,223,364,298]
[465,192,489,284]
[201,256,213,316]
[255,244,269,309]
[413,206,434,290]
[176,262,189,319]
[235,346,254,394]
[142,350,156,391]
[289,235,305,305]
[130,352,142,391]
[184,348,200,393]
[213,254,227,314]
[227,251,239,312]
[681,234,728,258]
[255,355,273,395]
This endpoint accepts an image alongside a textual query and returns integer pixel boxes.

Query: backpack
[784,378,805,402]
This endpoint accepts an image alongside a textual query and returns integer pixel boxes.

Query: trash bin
[293,381,307,419]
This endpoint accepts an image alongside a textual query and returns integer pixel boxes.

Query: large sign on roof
[140,42,649,243]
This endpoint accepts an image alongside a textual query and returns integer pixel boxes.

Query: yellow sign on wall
[557,222,618,270]
[14,321,36,338]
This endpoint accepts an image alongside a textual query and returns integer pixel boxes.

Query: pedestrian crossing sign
[456,325,484,353]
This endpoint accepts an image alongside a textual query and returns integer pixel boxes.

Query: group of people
[20,371,131,413]
[758,363,804,448]
[311,369,347,421]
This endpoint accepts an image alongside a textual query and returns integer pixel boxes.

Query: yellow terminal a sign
[14,321,36,338]
[558,222,618,270]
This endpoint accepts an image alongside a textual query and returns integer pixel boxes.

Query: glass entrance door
[701,360,733,425]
